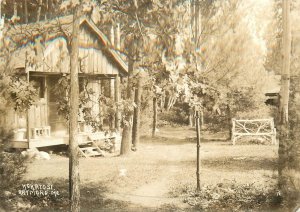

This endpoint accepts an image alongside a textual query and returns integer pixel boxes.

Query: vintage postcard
[0,0,299,211]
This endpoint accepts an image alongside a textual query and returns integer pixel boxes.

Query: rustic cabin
[1,16,127,150]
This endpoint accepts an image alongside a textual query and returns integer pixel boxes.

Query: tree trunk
[13,0,17,17]
[26,61,30,147]
[200,110,204,128]
[110,25,114,46]
[194,0,200,47]
[191,0,201,47]
[45,0,49,20]
[69,6,81,212]
[190,0,195,39]
[160,92,165,109]
[37,0,43,22]
[98,93,104,130]
[227,104,232,139]
[278,0,296,205]
[195,110,201,191]
[115,23,121,50]
[24,0,28,23]
[189,106,194,127]
[49,0,54,19]
[120,45,135,155]
[114,75,121,131]
[278,0,291,193]
[132,75,142,150]
[152,96,157,137]
[164,92,169,110]
[277,1,300,204]
[279,0,291,125]
[287,76,300,206]
[167,95,176,111]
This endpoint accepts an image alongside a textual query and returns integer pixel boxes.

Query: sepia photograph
[0,0,299,211]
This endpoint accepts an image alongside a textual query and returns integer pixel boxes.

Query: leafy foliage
[51,75,71,120]
[52,75,119,130]
[0,28,38,115]
[1,0,281,131]
[0,131,27,210]
[173,182,282,211]
[0,152,27,191]
[5,76,38,112]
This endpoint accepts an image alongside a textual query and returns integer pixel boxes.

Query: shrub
[0,152,26,191]
[204,112,229,132]
[158,103,189,126]
[235,104,275,120]
[0,130,27,209]
[172,182,283,211]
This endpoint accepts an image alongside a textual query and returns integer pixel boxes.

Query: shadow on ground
[202,157,278,171]
[156,157,277,172]
[18,178,127,211]
[15,178,193,212]
[141,135,228,145]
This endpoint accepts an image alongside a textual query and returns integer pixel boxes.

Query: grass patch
[14,178,130,211]
[170,182,284,211]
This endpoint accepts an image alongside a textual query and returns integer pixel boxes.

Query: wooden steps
[77,133,104,157]
[79,145,104,158]
[77,131,120,157]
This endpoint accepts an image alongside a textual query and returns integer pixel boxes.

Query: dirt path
[106,138,189,208]
[107,174,174,207]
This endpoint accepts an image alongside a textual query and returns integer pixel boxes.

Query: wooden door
[29,76,48,131]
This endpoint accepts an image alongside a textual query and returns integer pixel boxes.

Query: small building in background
[264,74,281,107]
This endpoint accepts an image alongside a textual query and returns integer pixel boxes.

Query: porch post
[26,107,31,147]
[25,54,31,148]
[110,78,115,129]
[114,75,121,131]
[99,79,104,128]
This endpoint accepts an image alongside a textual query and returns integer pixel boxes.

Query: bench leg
[272,129,277,145]
[271,135,276,145]
[232,136,236,145]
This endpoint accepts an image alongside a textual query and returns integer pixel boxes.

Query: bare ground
[23,126,278,210]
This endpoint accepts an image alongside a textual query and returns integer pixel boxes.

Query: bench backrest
[231,118,276,145]
[232,118,275,134]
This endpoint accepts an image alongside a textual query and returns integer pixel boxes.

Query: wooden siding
[79,24,119,75]
[0,109,25,131]
[26,24,121,75]
[0,101,48,137]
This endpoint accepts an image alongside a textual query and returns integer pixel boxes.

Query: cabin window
[30,76,45,98]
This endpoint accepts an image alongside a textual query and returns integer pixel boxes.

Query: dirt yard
[23,126,279,211]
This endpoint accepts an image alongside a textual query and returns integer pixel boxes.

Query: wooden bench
[231,118,276,145]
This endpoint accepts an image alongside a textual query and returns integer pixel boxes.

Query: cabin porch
[2,71,122,149]
[9,130,119,152]
[10,136,67,149]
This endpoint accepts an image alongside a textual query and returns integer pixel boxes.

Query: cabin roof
[7,15,128,74]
